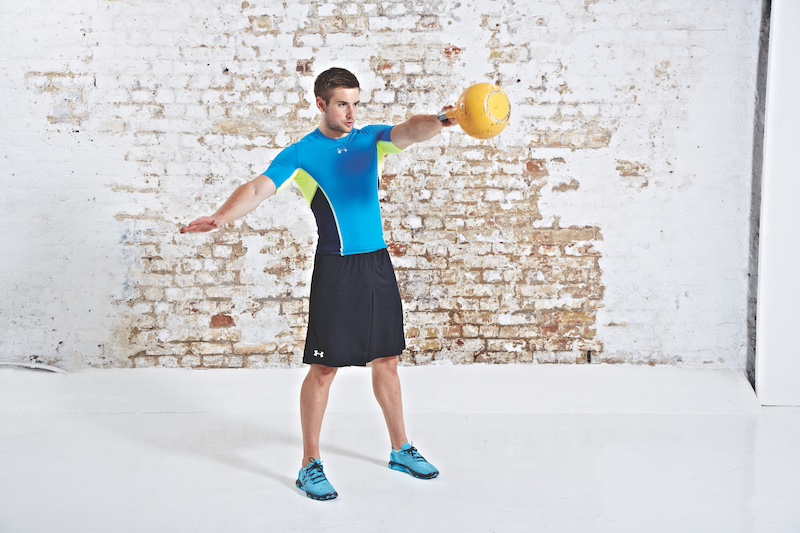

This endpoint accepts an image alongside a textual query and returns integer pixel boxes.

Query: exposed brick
[210,314,235,328]
[6,0,761,371]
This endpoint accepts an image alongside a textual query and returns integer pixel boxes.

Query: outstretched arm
[180,174,277,233]
[390,108,456,150]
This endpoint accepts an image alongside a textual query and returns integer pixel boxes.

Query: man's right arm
[180,174,277,233]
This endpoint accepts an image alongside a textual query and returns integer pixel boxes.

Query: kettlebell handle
[437,109,456,122]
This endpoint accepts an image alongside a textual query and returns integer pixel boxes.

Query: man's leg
[370,356,408,450]
[300,363,338,466]
[372,356,440,479]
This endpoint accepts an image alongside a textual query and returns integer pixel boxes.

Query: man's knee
[308,364,338,386]
[371,356,399,376]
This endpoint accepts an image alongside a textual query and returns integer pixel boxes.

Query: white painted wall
[1,2,137,368]
[755,0,800,405]
[518,1,764,367]
[0,0,765,370]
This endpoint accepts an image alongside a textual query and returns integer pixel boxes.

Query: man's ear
[315,96,326,113]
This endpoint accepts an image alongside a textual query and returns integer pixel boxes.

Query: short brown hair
[314,67,360,104]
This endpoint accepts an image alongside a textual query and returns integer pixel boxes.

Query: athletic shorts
[303,248,406,367]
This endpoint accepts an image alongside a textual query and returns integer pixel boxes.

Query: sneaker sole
[295,479,338,501]
[388,461,439,480]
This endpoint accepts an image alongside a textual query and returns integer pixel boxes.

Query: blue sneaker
[389,443,439,479]
[296,458,338,501]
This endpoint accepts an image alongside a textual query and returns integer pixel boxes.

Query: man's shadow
[87,371,384,493]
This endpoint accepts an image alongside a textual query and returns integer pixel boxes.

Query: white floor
[1,364,798,533]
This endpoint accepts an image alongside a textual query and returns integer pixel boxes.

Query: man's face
[317,87,360,138]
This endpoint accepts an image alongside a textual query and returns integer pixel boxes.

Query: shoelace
[401,446,427,463]
[304,460,327,484]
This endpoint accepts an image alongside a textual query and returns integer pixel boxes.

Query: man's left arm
[390,110,456,150]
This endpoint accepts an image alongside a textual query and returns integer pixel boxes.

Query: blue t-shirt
[263,125,403,256]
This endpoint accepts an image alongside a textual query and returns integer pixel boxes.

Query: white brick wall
[0,0,764,370]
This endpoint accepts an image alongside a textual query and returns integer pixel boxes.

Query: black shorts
[303,248,406,367]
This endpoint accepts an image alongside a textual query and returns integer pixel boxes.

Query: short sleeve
[263,145,299,192]
[366,124,404,156]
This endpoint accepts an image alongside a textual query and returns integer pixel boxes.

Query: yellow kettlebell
[438,83,511,139]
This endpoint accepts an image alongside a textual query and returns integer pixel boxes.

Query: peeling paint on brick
[616,160,651,188]
[552,179,580,193]
[4,0,763,371]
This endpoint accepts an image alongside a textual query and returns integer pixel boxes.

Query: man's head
[314,68,361,139]
[314,67,360,104]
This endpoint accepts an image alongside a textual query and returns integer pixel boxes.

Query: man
[181,67,456,501]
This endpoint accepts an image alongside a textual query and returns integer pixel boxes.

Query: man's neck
[318,122,351,140]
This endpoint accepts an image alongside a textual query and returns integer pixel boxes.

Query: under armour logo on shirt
[337,148,348,154]
[314,350,325,358]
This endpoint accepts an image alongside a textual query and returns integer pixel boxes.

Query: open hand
[180,216,220,233]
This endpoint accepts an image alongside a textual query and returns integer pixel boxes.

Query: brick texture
[3,0,763,370]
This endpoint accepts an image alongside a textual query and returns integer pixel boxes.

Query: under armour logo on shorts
[314,350,325,358]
